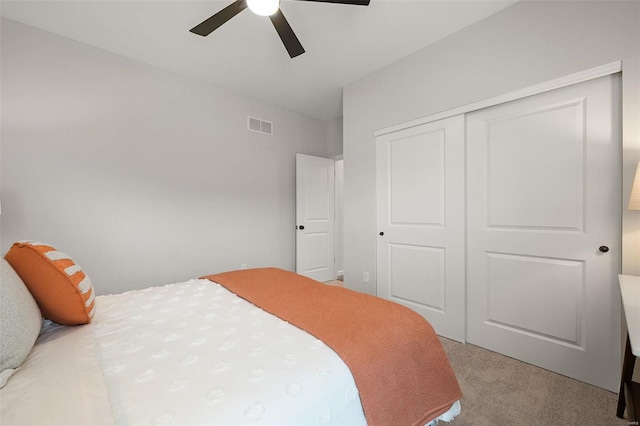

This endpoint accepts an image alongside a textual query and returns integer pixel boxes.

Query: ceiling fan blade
[190,0,248,37]
[293,0,370,5]
[269,10,305,58]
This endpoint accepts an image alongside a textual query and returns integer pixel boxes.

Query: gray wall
[343,1,640,295]
[326,117,344,158]
[1,18,330,295]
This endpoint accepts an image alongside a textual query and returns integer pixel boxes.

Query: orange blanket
[202,268,462,426]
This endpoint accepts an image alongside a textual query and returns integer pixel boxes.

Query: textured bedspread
[203,268,462,426]
[94,279,367,425]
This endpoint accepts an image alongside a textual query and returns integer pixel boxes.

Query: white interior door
[466,74,621,391]
[376,115,466,342]
[296,154,335,282]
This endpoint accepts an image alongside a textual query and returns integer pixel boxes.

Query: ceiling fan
[190,0,371,58]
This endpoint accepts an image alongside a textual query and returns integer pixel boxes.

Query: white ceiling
[1,0,517,121]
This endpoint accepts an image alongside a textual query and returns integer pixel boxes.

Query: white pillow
[0,258,42,387]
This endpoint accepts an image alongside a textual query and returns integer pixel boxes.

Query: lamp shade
[629,161,640,210]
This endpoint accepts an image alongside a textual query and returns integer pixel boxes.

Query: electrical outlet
[241,264,248,270]
[363,272,369,283]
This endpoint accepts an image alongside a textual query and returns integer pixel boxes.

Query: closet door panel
[466,74,621,391]
[486,102,584,229]
[376,115,465,342]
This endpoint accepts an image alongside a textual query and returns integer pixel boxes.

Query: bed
[1,241,462,425]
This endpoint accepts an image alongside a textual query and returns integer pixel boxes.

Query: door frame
[375,62,621,138]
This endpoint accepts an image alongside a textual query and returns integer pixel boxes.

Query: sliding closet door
[466,74,621,391]
[376,115,465,342]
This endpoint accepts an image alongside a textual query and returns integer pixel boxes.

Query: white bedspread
[1,278,460,425]
[94,279,367,425]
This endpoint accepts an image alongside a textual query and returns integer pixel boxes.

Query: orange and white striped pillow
[4,241,95,325]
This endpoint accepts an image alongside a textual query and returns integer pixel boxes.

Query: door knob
[379,232,384,236]
[298,225,305,230]
[599,245,609,253]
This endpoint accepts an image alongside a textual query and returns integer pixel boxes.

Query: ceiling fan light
[247,0,280,16]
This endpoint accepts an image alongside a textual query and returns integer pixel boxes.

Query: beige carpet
[439,337,627,425]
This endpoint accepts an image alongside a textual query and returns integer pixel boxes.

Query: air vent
[247,116,273,136]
